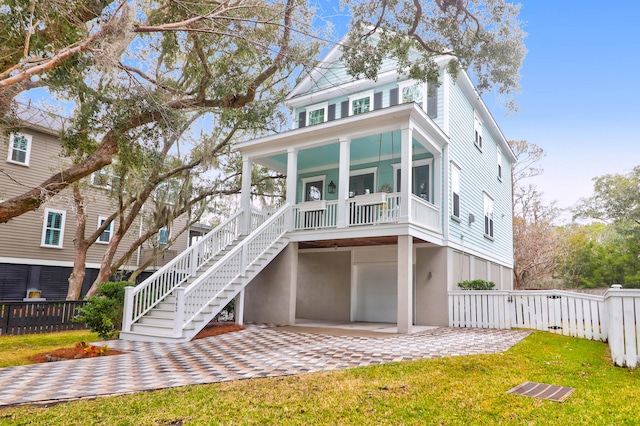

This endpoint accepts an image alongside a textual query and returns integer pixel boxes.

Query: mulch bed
[26,322,244,364]
[192,322,245,340]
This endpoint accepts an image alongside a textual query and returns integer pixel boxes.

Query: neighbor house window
[349,91,373,116]
[7,133,32,166]
[484,193,494,239]
[306,103,328,126]
[97,216,112,243]
[497,148,503,180]
[399,81,424,108]
[474,113,483,150]
[155,180,182,205]
[158,227,170,248]
[41,208,66,248]
[91,166,120,190]
[91,168,110,188]
[451,164,460,219]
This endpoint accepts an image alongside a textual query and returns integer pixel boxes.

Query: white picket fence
[449,288,640,368]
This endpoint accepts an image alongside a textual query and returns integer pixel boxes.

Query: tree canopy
[0,0,527,224]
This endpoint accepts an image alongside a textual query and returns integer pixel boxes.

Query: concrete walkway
[0,326,529,407]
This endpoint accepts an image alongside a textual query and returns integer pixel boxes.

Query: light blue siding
[446,73,513,265]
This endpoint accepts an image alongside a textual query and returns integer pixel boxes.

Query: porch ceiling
[238,103,448,173]
[257,133,431,174]
[299,236,430,249]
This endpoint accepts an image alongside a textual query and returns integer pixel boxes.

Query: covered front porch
[238,103,449,238]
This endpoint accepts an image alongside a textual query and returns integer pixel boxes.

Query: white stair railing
[123,208,271,332]
[176,203,291,335]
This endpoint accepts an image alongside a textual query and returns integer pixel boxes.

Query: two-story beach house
[120,42,516,342]
[0,104,189,301]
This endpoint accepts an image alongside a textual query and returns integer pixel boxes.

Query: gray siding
[0,126,189,295]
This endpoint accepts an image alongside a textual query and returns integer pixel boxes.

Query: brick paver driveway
[0,326,529,406]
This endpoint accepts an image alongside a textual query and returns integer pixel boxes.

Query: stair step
[130,323,175,336]
[139,316,174,326]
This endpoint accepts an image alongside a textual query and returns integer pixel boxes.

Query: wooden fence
[449,289,640,368]
[0,301,88,335]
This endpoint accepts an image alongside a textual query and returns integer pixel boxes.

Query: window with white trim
[474,113,483,150]
[91,166,121,190]
[7,133,32,166]
[484,193,494,239]
[497,148,503,180]
[41,208,66,248]
[451,164,460,219]
[349,167,377,196]
[306,102,327,126]
[349,91,373,116]
[398,81,424,109]
[97,216,112,243]
[393,159,432,201]
[301,175,326,202]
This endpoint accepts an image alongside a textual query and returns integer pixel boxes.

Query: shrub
[457,279,495,290]
[74,281,131,339]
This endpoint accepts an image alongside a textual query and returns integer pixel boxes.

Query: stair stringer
[180,236,290,341]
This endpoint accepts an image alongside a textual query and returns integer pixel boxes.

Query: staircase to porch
[120,204,291,343]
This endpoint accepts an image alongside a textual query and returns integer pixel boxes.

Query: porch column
[337,137,351,228]
[287,242,299,324]
[397,234,413,333]
[434,152,443,232]
[399,126,413,223]
[234,290,245,325]
[240,156,252,234]
[286,148,298,205]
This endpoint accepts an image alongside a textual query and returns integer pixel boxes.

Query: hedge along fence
[0,301,88,335]
[449,288,640,368]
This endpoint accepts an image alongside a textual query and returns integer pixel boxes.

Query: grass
[1,332,639,425]
[0,330,101,368]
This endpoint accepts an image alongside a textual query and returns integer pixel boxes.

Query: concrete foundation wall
[243,243,297,325]
[296,251,351,321]
[415,247,449,326]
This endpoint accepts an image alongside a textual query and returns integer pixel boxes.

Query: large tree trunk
[86,231,125,297]
[67,186,88,300]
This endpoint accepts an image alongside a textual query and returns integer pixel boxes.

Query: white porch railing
[177,204,291,335]
[449,289,640,368]
[348,193,401,226]
[123,208,270,332]
[292,201,337,230]
[291,193,440,231]
[410,195,439,232]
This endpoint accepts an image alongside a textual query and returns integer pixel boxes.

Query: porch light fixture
[468,213,475,225]
[328,180,336,194]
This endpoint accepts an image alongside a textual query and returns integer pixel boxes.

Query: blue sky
[320,1,640,219]
[485,1,640,217]
[21,1,639,219]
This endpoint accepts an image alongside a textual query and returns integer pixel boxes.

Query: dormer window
[306,102,328,126]
[474,112,483,150]
[398,81,424,108]
[7,133,32,166]
[349,91,373,116]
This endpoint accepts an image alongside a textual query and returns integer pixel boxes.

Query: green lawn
[1,332,639,425]
[0,330,101,368]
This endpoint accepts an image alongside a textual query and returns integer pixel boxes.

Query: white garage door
[355,263,397,323]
